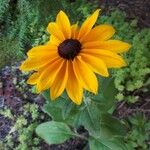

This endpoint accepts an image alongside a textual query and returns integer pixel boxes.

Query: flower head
[20,9,131,105]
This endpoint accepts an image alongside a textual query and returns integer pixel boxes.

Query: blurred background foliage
[0,0,150,149]
[0,0,97,68]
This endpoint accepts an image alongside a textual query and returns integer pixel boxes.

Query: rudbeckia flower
[20,9,131,105]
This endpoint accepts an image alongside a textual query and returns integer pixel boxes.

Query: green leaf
[42,90,79,125]
[36,121,74,145]
[43,103,62,121]
[73,102,126,139]
[100,113,126,139]
[42,90,51,102]
[74,97,101,137]
[101,77,117,101]
[42,91,101,137]
[61,100,74,120]
[91,77,117,112]
[89,137,128,150]
[42,90,69,106]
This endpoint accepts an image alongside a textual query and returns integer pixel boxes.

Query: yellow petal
[47,22,65,41]
[83,40,131,53]
[66,61,83,105]
[78,9,100,40]
[71,23,79,39]
[27,72,40,85]
[50,61,68,100]
[81,49,126,68]
[73,57,98,94]
[98,55,126,68]
[56,10,71,39]
[47,35,61,46]
[98,40,131,53]
[20,54,59,71]
[81,24,115,42]
[37,58,64,92]
[27,45,57,57]
[80,53,109,77]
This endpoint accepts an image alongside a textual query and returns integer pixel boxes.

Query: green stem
[73,133,88,141]
[73,128,88,141]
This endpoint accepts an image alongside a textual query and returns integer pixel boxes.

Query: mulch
[99,0,150,28]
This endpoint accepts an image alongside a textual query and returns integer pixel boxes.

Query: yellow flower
[20,9,131,105]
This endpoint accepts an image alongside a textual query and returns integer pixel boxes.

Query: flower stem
[73,128,88,141]
[73,133,88,141]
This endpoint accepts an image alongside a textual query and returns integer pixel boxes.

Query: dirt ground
[99,0,150,28]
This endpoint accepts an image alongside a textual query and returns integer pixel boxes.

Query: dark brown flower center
[58,39,81,60]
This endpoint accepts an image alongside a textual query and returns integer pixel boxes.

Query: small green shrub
[2,104,42,150]
[125,113,150,150]
[0,0,98,68]
[0,38,23,69]
[98,10,150,103]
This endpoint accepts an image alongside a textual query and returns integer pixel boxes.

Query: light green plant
[2,103,41,150]
[125,113,150,150]
[0,107,14,119]
[98,10,150,103]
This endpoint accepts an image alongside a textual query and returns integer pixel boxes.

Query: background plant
[125,113,150,150]
[0,0,97,68]
[1,104,42,150]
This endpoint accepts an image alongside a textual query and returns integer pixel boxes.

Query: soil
[99,0,150,28]
[114,90,150,119]
[0,0,150,150]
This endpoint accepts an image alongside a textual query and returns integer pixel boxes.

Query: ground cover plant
[0,0,150,150]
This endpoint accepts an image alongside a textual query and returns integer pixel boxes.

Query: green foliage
[0,0,56,68]
[42,77,117,124]
[0,0,10,22]
[125,113,150,150]
[89,137,128,150]
[114,28,150,103]
[0,107,14,119]
[0,37,23,69]
[37,77,127,149]
[62,0,98,22]
[99,113,126,139]
[2,103,41,150]
[0,0,33,68]
[98,10,150,103]
[36,121,74,145]
[0,0,98,68]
